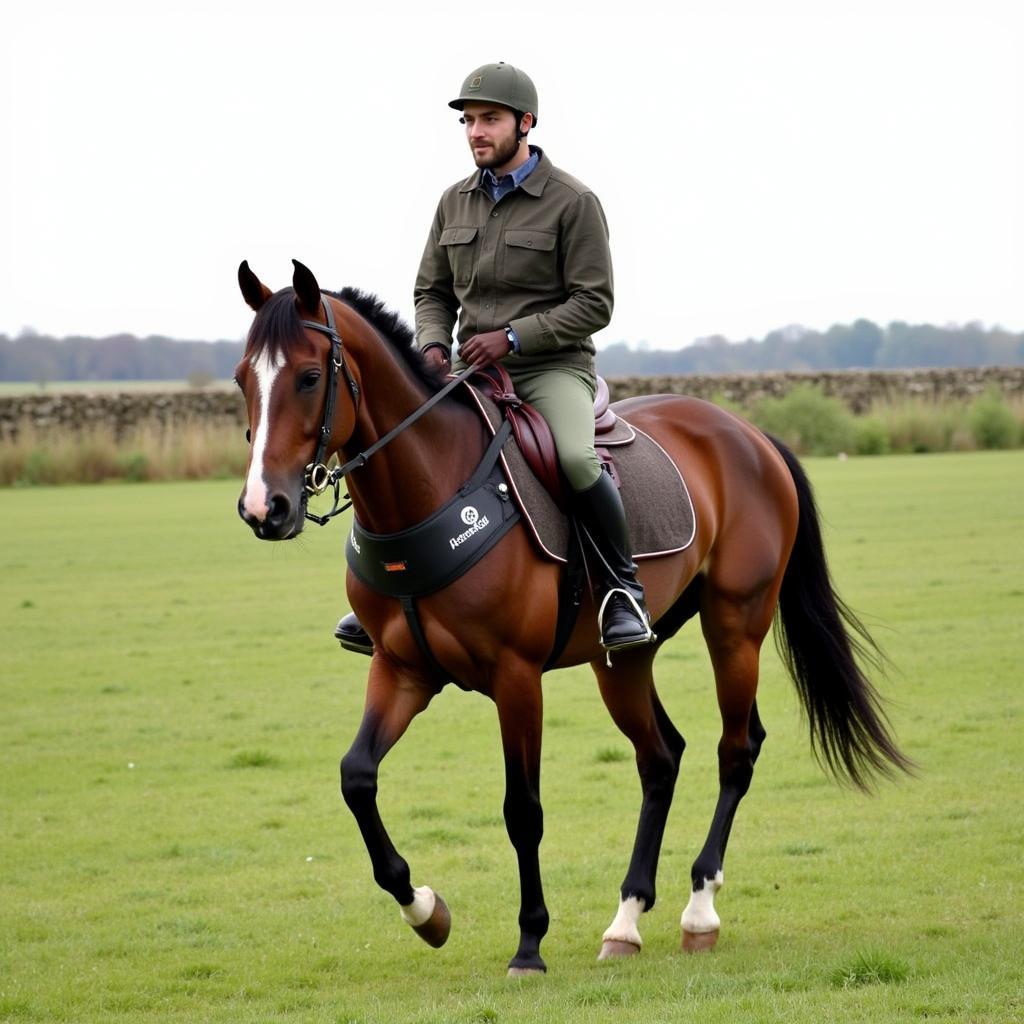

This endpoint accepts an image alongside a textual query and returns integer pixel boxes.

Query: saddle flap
[470,365,569,511]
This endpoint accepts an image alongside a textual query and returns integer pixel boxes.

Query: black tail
[768,435,914,790]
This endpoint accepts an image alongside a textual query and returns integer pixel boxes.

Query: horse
[233,259,911,975]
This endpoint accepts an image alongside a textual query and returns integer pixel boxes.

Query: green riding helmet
[449,62,539,127]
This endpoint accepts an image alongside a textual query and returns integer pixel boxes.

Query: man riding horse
[336,61,654,656]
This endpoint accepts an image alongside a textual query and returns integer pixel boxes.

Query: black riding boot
[574,469,655,652]
[334,612,374,656]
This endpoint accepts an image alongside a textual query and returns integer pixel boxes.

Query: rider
[335,61,653,656]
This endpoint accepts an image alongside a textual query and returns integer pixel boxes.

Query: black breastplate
[345,421,519,599]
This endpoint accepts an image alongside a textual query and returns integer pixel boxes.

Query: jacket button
[491,212,498,218]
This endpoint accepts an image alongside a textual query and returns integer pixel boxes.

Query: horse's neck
[343,360,485,535]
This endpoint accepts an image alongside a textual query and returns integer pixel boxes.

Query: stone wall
[603,366,1024,413]
[2,367,1022,440]
[0,389,246,441]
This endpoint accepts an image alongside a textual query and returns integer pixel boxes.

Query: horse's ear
[292,259,322,317]
[238,261,272,311]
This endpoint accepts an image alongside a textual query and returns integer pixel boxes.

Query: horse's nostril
[266,492,292,526]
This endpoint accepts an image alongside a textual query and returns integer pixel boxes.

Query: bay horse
[234,260,910,975]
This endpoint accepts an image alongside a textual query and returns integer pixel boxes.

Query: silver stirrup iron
[597,587,656,665]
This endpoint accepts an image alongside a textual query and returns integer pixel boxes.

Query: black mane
[245,286,446,392]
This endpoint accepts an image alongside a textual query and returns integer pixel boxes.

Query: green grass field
[2,452,1022,1023]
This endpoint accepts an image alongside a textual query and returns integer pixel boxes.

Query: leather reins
[297,294,476,526]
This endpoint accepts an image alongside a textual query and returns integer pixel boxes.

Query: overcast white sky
[2,0,1022,349]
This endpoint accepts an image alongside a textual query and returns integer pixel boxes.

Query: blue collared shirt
[481,146,540,203]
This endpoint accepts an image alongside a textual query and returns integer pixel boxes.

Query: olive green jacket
[413,148,612,375]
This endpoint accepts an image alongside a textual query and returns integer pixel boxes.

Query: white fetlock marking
[681,871,724,934]
[602,895,645,947]
[399,885,436,927]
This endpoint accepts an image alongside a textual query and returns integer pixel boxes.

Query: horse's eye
[299,370,321,393]
[245,428,251,443]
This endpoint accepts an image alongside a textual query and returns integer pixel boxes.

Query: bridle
[298,296,360,513]
[296,294,476,527]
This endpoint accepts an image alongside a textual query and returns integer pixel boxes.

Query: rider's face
[461,103,522,172]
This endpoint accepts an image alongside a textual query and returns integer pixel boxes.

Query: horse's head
[234,260,359,540]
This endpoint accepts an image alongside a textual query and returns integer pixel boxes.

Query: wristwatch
[504,325,518,353]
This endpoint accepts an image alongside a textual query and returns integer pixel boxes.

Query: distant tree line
[0,332,244,383]
[1,319,1022,382]
[597,320,1024,376]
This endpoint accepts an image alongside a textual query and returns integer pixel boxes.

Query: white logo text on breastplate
[450,506,490,549]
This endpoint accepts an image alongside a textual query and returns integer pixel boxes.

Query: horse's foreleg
[494,668,549,975]
[340,659,449,947]
[593,652,686,960]
[682,589,771,952]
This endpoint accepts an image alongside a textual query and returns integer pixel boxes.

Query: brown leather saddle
[468,364,626,511]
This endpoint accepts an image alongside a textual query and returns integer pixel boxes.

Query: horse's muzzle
[237,490,304,541]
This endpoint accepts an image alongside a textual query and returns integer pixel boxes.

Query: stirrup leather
[596,587,657,651]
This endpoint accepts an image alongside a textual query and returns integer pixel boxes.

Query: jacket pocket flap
[439,226,478,245]
[504,230,557,252]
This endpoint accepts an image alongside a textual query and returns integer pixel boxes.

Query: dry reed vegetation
[0,420,247,486]
[1,388,1022,486]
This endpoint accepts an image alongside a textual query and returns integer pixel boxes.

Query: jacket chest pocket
[439,226,478,285]
[502,229,558,288]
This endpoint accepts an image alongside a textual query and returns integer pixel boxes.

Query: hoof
[598,939,641,961]
[507,965,546,977]
[411,892,451,948]
[682,928,719,953]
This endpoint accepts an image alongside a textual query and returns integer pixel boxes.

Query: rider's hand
[460,329,511,369]
[422,345,451,374]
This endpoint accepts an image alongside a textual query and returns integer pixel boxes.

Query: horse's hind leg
[339,659,451,948]
[681,586,773,952]
[593,649,686,960]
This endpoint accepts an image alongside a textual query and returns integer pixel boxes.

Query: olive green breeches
[505,364,602,492]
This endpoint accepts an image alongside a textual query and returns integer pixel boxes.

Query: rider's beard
[471,129,521,172]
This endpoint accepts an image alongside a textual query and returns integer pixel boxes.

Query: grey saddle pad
[465,386,696,563]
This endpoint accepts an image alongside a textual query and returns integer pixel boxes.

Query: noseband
[296,294,476,527]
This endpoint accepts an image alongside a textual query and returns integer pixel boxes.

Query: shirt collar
[460,145,548,194]
[482,146,540,192]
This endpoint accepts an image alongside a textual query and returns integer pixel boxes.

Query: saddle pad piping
[594,422,636,446]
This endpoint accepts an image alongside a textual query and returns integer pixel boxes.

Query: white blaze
[243,348,285,520]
